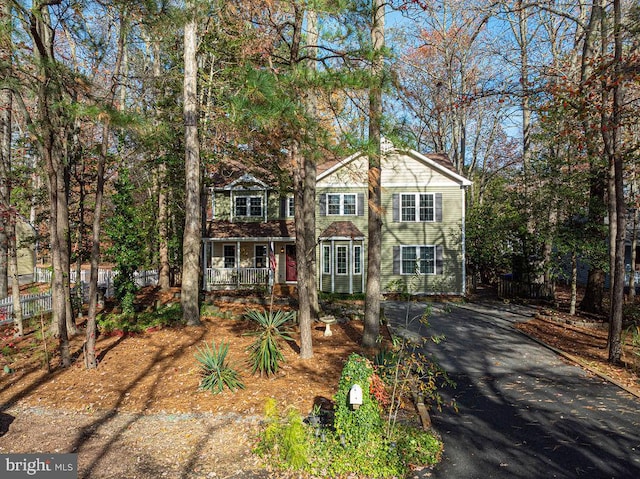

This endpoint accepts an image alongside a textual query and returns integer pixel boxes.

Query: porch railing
[205,267,270,289]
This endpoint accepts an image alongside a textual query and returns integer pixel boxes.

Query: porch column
[319,240,323,290]
[202,240,208,291]
[331,239,335,293]
[269,240,274,290]
[264,190,268,223]
[236,240,241,286]
[349,238,353,294]
[361,239,365,293]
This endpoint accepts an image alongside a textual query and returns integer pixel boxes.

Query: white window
[401,245,435,275]
[401,193,434,222]
[327,193,357,216]
[235,196,263,217]
[223,245,236,269]
[322,245,331,274]
[336,245,348,275]
[254,245,267,268]
[353,245,362,275]
[287,196,295,217]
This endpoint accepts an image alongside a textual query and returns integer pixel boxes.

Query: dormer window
[235,196,263,217]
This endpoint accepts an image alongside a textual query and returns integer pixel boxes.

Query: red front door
[285,245,297,282]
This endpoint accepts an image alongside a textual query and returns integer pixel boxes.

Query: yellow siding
[17,219,35,276]
[381,153,458,187]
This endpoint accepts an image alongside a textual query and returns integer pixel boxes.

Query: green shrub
[318,292,367,302]
[244,309,294,376]
[195,340,244,394]
[255,398,280,455]
[333,353,383,447]
[97,303,183,334]
[623,303,640,326]
[393,423,443,467]
[309,432,402,478]
[255,397,443,478]
[255,399,310,469]
[623,325,640,373]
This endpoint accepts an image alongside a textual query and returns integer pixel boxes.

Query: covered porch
[202,220,297,291]
[318,221,366,294]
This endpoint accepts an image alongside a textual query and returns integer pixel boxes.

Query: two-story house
[202,140,472,296]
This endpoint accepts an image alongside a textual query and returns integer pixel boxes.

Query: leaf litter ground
[0,294,370,478]
[1,286,639,478]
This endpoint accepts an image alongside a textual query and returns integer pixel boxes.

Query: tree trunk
[59,152,76,336]
[629,177,638,303]
[0,34,20,332]
[363,0,384,349]
[46,163,71,366]
[9,211,23,337]
[293,143,313,359]
[579,0,607,315]
[154,41,171,291]
[31,1,71,366]
[181,2,202,326]
[158,161,170,290]
[304,8,320,322]
[85,7,128,368]
[0,1,10,299]
[607,0,624,364]
[85,140,105,368]
[570,252,578,316]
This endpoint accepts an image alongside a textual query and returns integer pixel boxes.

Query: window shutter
[392,194,399,222]
[357,193,365,216]
[280,197,287,218]
[319,194,326,216]
[436,245,443,274]
[393,246,401,274]
[435,193,443,222]
[207,192,215,220]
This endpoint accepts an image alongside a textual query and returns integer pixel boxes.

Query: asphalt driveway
[383,301,640,479]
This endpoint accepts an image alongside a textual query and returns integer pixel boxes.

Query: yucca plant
[195,340,244,394]
[245,309,295,376]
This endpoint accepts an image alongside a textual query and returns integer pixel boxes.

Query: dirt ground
[1,287,640,478]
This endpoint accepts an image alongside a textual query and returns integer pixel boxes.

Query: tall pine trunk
[579,0,607,315]
[31,1,71,366]
[629,168,638,303]
[9,211,23,337]
[181,1,202,326]
[152,40,171,292]
[304,8,319,322]
[293,142,313,359]
[0,22,20,332]
[607,0,624,364]
[363,0,385,348]
[0,1,11,299]
[85,7,128,368]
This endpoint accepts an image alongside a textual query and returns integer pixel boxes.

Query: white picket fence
[0,267,159,326]
[0,292,53,324]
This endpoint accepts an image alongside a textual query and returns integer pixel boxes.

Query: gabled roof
[207,159,286,190]
[222,173,269,191]
[319,221,365,240]
[317,140,472,187]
